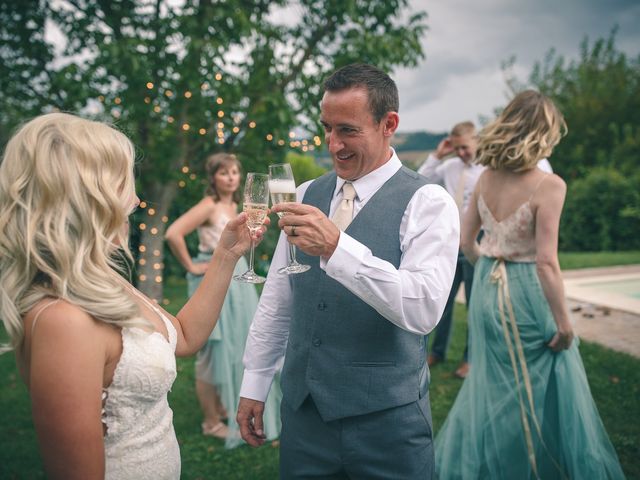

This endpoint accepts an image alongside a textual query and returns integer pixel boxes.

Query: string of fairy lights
[104,75,323,298]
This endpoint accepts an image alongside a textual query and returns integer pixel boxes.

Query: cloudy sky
[395,0,640,133]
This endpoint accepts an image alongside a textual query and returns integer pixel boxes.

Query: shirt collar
[333,148,402,202]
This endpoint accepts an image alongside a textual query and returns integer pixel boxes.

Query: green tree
[527,28,640,180]
[0,0,427,299]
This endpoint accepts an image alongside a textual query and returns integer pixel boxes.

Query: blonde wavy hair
[0,112,143,354]
[476,90,567,171]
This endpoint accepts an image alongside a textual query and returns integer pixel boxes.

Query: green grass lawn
[559,250,640,270]
[1,263,639,479]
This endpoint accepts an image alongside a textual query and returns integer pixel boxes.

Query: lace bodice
[477,195,537,262]
[102,298,180,480]
[197,213,230,253]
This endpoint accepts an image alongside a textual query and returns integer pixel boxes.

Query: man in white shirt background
[418,121,482,378]
[236,63,459,479]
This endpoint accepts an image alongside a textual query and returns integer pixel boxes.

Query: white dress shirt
[417,154,484,213]
[240,151,460,402]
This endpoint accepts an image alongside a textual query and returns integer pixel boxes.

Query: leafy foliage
[0,0,427,298]
[528,28,640,180]
[560,168,640,251]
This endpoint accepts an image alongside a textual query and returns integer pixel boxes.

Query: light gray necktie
[331,182,357,231]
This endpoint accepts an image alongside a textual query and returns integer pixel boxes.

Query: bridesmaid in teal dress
[435,91,624,479]
[166,153,281,448]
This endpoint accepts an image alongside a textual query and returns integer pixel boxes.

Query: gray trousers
[279,394,434,479]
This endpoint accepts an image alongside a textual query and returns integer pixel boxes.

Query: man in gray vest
[237,63,459,479]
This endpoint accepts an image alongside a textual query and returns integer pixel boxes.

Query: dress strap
[30,299,60,338]
[126,284,175,343]
[528,173,550,201]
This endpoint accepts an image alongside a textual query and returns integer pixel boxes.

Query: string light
[216,97,223,104]
[139,201,147,209]
[146,82,154,89]
[217,111,224,118]
[184,91,192,98]
[139,245,146,252]
[289,131,296,138]
[181,166,189,173]
[217,122,224,129]
[182,123,190,131]
[249,121,256,128]
[189,173,196,180]
[98,95,105,102]
[218,138,224,144]
[153,106,161,113]
[150,227,158,235]
[278,139,285,146]
[153,250,161,257]
[201,82,209,90]
[144,97,151,104]
[232,126,240,133]
[266,134,273,141]
[139,258,147,265]
[153,263,162,270]
[167,116,175,123]
[162,299,170,305]
[215,73,222,81]
[161,216,169,223]
[155,276,162,283]
[114,97,122,105]
[165,90,173,97]
[148,208,156,216]
[199,128,206,135]
[139,223,147,230]
[139,274,147,281]
[179,180,186,187]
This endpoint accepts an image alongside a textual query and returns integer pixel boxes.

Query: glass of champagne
[268,163,311,275]
[233,173,269,283]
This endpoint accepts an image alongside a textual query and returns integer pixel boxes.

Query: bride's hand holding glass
[217,210,269,260]
[234,172,270,283]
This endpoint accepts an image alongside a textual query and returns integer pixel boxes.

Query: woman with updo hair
[165,153,281,447]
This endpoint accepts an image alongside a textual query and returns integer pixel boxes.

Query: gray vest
[281,166,430,421]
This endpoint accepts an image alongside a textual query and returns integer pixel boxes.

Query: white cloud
[394,0,640,132]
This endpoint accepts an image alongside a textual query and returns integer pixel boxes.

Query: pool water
[579,278,640,300]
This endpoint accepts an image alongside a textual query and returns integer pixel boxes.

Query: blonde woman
[0,113,266,479]
[165,153,281,447]
[435,91,624,479]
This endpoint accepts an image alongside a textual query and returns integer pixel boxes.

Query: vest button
[312,338,321,347]
[317,302,327,311]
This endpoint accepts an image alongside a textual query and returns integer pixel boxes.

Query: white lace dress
[102,300,181,480]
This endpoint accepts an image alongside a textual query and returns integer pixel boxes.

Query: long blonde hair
[0,112,143,353]
[476,90,567,171]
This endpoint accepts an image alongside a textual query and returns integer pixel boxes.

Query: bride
[0,112,266,479]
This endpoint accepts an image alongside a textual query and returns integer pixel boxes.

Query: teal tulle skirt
[435,257,624,479]
[187,252,282,449]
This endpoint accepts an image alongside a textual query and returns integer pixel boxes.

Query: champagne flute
[233,173,269,283]
[268,163,311,275]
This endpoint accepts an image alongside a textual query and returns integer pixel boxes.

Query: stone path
[564,265,640,358]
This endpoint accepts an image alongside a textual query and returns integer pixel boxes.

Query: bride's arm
[534,175,573,351]
[26,302,107,479]
[164,212,267,357]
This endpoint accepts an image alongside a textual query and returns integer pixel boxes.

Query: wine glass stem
[288,243,299,265]
[248,238,256,273]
